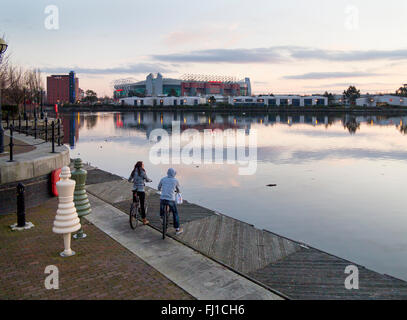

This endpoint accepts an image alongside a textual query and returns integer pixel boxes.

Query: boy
[158,168,183,235]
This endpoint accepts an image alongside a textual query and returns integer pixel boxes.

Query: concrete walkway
[86,193,282,300]
[0,135,35,158]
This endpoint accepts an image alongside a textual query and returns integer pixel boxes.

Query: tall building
[68,71,76,103]
[114,73,251,99]
[47,71,79,104]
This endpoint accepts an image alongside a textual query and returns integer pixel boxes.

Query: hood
[167,168,176,178]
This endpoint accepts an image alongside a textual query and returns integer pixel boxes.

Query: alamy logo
[344,265,359,290]
[44,5,59,30]
[344,5,359,31]
[44,265,59,290]
[149,121,258,175]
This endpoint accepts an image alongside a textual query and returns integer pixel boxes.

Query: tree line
[323,84,407,105]
[0,54,44,107]
[0,49,103,108]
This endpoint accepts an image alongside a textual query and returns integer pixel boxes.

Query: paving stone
[0,198,194,300]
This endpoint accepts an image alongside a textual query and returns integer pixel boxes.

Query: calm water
[62,111,407,281]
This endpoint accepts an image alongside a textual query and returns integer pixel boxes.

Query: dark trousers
[160,199,180,229]
[133,191,146,219]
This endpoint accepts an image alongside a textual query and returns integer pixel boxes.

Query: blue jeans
[160,199,180,229]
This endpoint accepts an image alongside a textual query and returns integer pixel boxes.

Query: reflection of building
[61,112,407,145]
[114,73,252,99]
[62,114,79,149]
[120,111,407,132]
[47,71,79,104]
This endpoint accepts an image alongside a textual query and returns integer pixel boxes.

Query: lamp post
[0,37,9,154]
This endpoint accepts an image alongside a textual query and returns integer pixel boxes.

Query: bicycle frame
[132,191,140,204]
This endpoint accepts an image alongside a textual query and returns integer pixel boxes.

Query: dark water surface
[62,111,407,280]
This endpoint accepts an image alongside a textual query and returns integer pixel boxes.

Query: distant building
[229,95,328,107]
[78,88,85,101]
[120,96,206,107]
[114,73,251,99]
[356,95,407,107]
[119,95,328,107]
[47,71,79,104]
[331,94,346,105]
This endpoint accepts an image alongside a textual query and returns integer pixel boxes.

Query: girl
[128,161,152,225]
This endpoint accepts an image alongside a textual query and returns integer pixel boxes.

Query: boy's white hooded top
[158,168,180,201]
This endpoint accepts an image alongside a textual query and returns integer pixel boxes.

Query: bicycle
[129,193,140,230]
[129,192,148,230]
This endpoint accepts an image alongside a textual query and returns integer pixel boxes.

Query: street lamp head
[0,38,8,55]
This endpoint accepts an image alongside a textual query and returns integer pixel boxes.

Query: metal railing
[4,112,63,162]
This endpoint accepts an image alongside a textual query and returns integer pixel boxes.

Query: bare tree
[0,56,44,110]
[25,68,44,104]
[4,64,25,105]
[0,52,10,91]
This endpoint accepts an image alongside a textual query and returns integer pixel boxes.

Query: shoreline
[48,105,407,115]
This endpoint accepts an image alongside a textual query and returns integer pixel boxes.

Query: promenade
[0,162,281,300]
[0,198,193,300]
[83,165,407,300]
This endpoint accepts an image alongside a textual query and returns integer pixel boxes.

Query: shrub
[1,105,19,119]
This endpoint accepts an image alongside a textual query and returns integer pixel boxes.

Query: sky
[1,0,407,97]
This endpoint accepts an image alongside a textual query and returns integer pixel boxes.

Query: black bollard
[9,125,14,162]
[17,183,26,228]
[57,119,61,146]
[25,118,29,136]
[18,114,21,133]
[34,118,37,139]
[6,112,9,129]
[51,121,55,153]
[45,118,48,142]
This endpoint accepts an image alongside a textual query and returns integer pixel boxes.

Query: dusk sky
[1,0,407,96]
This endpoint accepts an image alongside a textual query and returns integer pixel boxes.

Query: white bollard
[53,166,81,257]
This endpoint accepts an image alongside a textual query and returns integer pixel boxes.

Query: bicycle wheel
[130,202,139,230]
[162,206,169,239]
[162,210,167,239]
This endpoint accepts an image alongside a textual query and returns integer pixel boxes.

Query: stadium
[113,73,252,99]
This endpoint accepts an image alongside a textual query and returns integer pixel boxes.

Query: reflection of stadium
[117,112,407,127]
[115,112,249,138]
[61,112,407,145]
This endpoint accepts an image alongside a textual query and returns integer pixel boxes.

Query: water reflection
[344,117,360,135]
[64,111,407,150]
